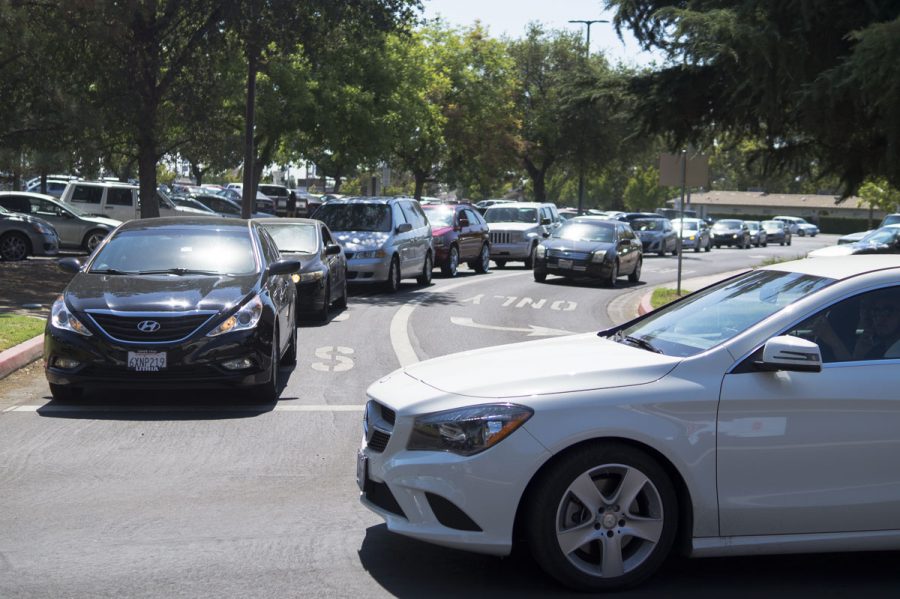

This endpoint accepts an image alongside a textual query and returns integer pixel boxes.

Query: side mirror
[754,336,822,373]
[542,231,550,238]
[58,257,82,273]
[396,223,413,234]
[458,216,470,228]
[268,259,300,276]
[324,243,342,256]
[541,217,551,225]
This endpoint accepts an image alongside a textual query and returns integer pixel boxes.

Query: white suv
[483,202,561,268]
[60,181,208,221]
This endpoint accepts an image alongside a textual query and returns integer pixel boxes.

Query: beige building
[669,191,886,222]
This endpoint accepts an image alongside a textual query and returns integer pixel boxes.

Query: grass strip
[0,314,45,352]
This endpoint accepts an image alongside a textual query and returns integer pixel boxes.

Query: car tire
[787,238,792,246]
[417,252,433,286]
[715,244,720,249]
[494,259,506,269]
[705,240,711,252]
[471,244,491,274]
[442,246,459,277]
[335,271,348,309]
[657,246,666,257]
[534,270,547,283]
[253,328,280,402]
[524,245,536,269]
[762,240,767,247]
[317,280,330,323]
[607,260,619,288]
[0,232,30,261]
[49,383,83,402]
[628,257,642,283]
[693,243,700,253]
[82,229,108,253]
[525,443,678,592]
[281,320,297,366]
[385,256,401,293]
[780,239,785,246]
[799,230,806,237]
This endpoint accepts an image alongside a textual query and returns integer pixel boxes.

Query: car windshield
[553,222,614,242]
[630,219,663,231]
[715,220,742,228]
[746,222,759,230]
[484,207,538,223]
[315,203,392,232]
[424,208,454,227]
[672,220,698,231]
[860,227,900,245]
[616,269,835,358]
[89,228,257,275]
[263,223,318,253]
[761,221,781,230]
[881,215,900,227]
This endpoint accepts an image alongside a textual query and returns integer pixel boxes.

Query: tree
[606,0,900,195]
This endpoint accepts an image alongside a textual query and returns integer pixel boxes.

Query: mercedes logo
[136,320,161,333]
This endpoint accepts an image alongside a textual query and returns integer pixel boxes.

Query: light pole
[568,19,608,215]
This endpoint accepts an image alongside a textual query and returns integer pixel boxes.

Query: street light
[568,19,609,57]
[568,19,609,215]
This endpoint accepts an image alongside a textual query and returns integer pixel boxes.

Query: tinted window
[107,188,133,206]
[484,207,538,224]
[423,207,454,227]
[71,185,103,204]
[630,219,665,231]
[0,196,30,213]
[399,201,421,228]
[553,221,615,242]
[715,220,743,227]
[316,203,392,232]
[90,228,257,275]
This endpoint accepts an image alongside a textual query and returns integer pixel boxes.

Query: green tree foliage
[858,179,900,214]
[606,0,900,195]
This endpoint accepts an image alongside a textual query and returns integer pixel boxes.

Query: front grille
[368,430,391,452]
[490,231,520,245]
[86,312,215,343]
[547,249,590,260]
[344,251,355,260]
[364,479,406,518]
[365,400,395,453]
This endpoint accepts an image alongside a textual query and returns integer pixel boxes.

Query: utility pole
[568,19,608,215]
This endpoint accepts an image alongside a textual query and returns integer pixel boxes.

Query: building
[668,191,886,224]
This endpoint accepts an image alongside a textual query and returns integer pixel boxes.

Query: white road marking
[331,312,350,322]
[389,271,529,367]
[311,346,355,372]
[450,316,574,337]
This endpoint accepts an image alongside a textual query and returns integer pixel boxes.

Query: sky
[420,0,666,67]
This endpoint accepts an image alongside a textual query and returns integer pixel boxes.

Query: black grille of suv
[87,312,215,343]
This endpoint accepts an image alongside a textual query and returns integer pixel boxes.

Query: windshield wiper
[135,268,220,276]
[90,268,133,275]
[621,335,662,354]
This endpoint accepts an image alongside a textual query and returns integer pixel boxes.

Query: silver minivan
[313,197,433,292]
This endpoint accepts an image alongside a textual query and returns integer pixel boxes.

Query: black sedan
[43,217,299,402]
[808,224,900,257]
[532,217,642,286]
[255,218,348,322]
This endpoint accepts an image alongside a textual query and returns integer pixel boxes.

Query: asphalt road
[3,234,899,597]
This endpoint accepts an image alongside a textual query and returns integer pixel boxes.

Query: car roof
[116,216,242,230]
[760,255,900,280]
[324,196,412,204]
[0,191,58,201]
[254,217,321,226]
[567,216,617,224]
[484,202,546,209]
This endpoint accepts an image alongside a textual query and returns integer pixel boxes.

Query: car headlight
[526,231,539,239]
[407,403,533,456]
[207,294,263,337]
[354,249,386,259]
[292,270,324,283]
[732,234,738,239]
[688,235,696,241]
[50,295,91,336]
[590,250,609,263]
[432,236,446,247]
[535,244,546,258]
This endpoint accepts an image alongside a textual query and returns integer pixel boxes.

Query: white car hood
[401,332,681,400]
[334,231,390,251]
[808,245,854,257]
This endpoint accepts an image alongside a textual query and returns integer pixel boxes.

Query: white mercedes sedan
[357,255,900,591]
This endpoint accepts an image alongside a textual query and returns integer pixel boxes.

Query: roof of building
[677,191,867,210]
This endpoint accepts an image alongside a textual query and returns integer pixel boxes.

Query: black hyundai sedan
[43,217,299,402]
[532,216,643,286]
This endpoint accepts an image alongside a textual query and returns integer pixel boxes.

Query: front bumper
[295,280,327,310]
[533,255,613,279]
[489,242,531,260]
[638,237,666,253]
[713,233,743,246]
[345,256,392,284]
[358,402,550,555]
[44,324,274,390]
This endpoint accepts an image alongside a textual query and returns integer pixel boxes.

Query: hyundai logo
[136,320,161,333]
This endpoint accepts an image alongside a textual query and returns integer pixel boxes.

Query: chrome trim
[84,309,219,345]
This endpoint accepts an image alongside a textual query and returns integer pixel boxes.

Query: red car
[422,203,491,276]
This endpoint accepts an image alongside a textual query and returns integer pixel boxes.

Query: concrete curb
[0,334,44,381]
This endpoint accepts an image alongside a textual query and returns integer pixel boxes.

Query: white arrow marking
[450,316,574,337]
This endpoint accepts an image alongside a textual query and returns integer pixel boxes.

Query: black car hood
[281,251,322,272]
[64,272,260,313]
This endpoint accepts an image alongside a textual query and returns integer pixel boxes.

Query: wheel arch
[1,230,33,257]
[512,436,695,557]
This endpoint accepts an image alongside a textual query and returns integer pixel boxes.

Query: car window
[107,188,133,206]
[315,203,392,232]
[484,207,538,223]
[630,218,665,231]
[71,185,103,204]
[424,207,454,227]
[553,221,615,242]
[784,287,900,363]
[263,222,318,254]
[619,269,835,357]
[399,201,421,228]
[258,228,282,264]
[90,228,257,275]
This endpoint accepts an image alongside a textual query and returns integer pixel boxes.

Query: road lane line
[5,404,365,412]
[389,271,529,367]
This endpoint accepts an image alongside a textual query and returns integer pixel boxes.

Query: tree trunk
[522,156,549,202]
[333,169,343,193]
[138,124,160,218]
[241,46,259,219]
[413,170,426,200]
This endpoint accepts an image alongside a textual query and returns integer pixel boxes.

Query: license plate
[356,451,368,492]
[558,258,573,269]
[127,351,167,372]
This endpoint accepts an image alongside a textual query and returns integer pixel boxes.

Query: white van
[60,181,209,221]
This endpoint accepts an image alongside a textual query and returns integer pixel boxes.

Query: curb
[636,269,750,317]
[0,334,44,381]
